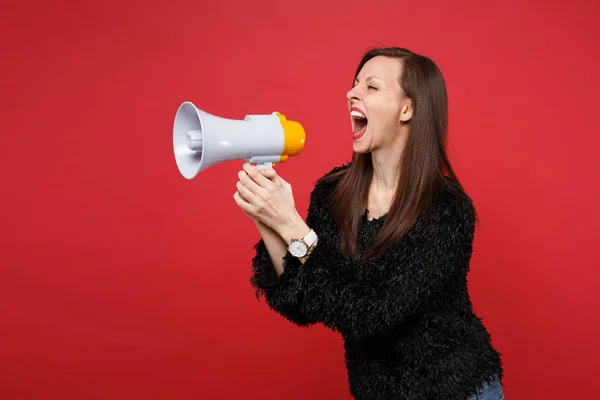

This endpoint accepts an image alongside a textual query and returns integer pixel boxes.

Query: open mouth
[351,108,368,139]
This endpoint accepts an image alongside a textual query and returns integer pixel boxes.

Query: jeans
[469,375,504,400]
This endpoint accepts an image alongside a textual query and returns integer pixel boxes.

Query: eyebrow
[354,76,382,84]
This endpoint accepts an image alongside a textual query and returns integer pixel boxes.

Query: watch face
[289,240,307,257]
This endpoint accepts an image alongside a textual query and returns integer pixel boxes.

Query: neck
[369,126,408,196]
[370,151,401,196]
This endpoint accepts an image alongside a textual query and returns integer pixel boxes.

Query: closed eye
[350,82,378,90]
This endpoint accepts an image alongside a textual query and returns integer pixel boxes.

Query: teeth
[351,110,367,120]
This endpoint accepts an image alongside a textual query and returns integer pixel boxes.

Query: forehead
[356,56,402,83]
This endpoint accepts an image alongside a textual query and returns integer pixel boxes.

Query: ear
[399,99,413,123]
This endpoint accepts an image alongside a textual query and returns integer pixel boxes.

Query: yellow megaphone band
[276,112,306,163]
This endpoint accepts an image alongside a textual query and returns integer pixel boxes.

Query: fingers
[236,180,256,203]
[258,168,277,179]
[242,163,275,189]
[258,169,284,188]
[238,169,263,195]
[233,190,253,215]
[259,169,286,190]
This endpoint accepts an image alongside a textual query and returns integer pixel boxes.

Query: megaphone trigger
[255,162,273,170]
[173,101,306,180]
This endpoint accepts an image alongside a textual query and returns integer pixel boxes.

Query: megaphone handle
[255,162,273,170]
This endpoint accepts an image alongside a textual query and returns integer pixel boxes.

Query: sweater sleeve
[248,169,344,327]
[251,174,476,341]
[249,236,318,326]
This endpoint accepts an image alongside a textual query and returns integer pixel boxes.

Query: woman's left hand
[233,162,299,233]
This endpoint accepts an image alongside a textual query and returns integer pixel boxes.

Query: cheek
[366,96,400,121]
[369,107,399,132]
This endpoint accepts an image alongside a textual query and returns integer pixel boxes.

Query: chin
[352,142,371,154]
[352,134,375,154]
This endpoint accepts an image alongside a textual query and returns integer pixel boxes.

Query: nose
[346,85,360,102]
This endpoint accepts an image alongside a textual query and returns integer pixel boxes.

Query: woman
[233,47,504,400]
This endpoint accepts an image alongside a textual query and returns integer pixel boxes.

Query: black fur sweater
[250,164,503,400]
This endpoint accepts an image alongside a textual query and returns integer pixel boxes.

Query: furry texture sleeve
[250,168,476,342]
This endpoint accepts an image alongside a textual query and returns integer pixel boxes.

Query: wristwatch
[287,229,318,258]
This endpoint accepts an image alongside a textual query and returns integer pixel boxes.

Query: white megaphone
[173,101,306,179]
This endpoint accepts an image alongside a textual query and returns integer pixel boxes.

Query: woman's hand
[233,162,300,234]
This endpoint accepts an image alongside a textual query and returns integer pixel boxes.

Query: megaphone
[173,101,306,179]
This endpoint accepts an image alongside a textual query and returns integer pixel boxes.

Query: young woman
[233,47,504,400]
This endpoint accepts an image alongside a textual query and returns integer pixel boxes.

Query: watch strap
[302,229,318,248]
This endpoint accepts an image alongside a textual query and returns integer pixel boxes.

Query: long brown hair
[320,47,466,260]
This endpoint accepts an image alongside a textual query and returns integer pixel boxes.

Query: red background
[1,0,599,398]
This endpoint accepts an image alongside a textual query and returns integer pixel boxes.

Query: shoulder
[397,178,477,251]
[318,162,352,185]
[309,162,351,201]
[424,177,476,227]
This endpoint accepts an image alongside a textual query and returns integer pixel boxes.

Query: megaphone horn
[173,101,306,179]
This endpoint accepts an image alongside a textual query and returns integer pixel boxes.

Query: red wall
[2,0,599,398]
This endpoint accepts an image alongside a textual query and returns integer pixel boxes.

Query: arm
[253,218,287,276]
[250,212,320,327]
[265,210,317,269]
[249,172,332,327]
